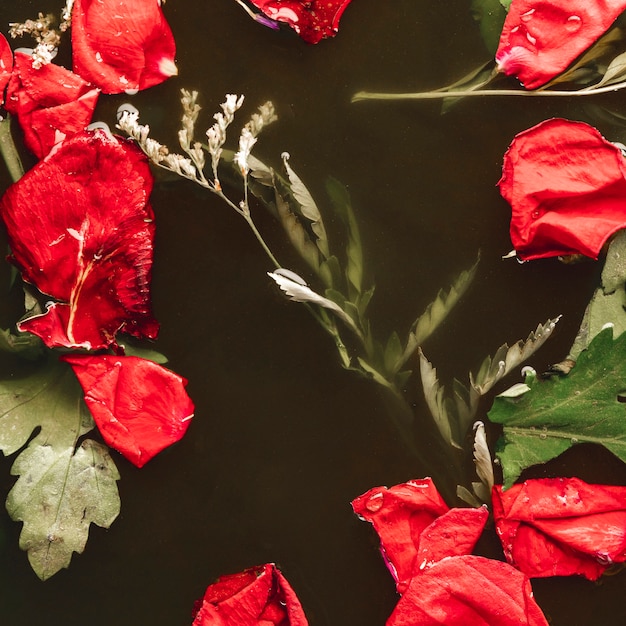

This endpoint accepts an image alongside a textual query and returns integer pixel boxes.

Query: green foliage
[0,358,120,579]
[470,0,507,54]
[490,329,626,488]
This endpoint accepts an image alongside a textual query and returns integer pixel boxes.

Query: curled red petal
[5,52,99,158]
[351,479,449,593]
[248,0,354,44]
[192,563,309,626]
[387,555,548,626]
[498,118,626,260]
[495,0,626,89]
[62,354,194,468]
[0,129,158,350]
[493,478,626,580]
[0,33,13,105]
[71,0,177,94]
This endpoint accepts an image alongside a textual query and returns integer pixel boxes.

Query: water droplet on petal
[566,15,582,32]
[365,492,384,513]
[520,8,535,22]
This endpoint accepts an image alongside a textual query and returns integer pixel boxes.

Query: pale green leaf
[490,329,626,488]
[594,50,626,88]
[384,331,403,375]
[117,343,169,364]
[0,328,44,360]
[470,0,507,54]
[0,359,121,579]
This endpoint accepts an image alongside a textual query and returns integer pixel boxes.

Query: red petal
[192,563,309,626]
[493,478,626,580]
[351,479,449,592]
[0,34,13,104]
[498,118,626,260]
[387,555,548,626]
[0,129,158,350]
[62,354,194,468]
[495,0,626,89]
[71,0,177,94]
[5,52,99,158]
[248,0,353,44]
[416,507,489,570]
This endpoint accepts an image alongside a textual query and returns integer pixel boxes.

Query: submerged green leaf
[490,329,626,488]
[470,0,507,54]
[0,359,121,579]
[0,328,44,360]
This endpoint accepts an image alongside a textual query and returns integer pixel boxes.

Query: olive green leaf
[470,0,507,54]
[490,329,626,488]
[0,328,44,360]
[0,358,121,579]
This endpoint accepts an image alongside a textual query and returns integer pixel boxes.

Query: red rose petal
[248,0,353,44]
[0,129,158,350]
[387,555,549,626]
[5,52,99,158]
[351,479,449,592]
[71,0,177,94]
[496,0,626,89]
[498,118,626,260]
[0,33,13,104]
[62,354,194,468]
[493,478,626,580]
[192,563,308,626]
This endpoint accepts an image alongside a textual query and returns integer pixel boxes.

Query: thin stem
[351,80,626,102]
[0,115,24,183]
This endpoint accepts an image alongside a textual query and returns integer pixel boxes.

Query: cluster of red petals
[496,0,626,89]
[72,0,177,94]
[493,477,626,580]
[5,51,99,158]
[192,563,308,625]
[352,478,548,626]
[63,354,194,468]
[499,118,626,260]
[0,129,159,350]
[248,0,354,44]
[0,34,13,104]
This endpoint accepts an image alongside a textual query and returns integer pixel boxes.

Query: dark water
[1,1,626,624]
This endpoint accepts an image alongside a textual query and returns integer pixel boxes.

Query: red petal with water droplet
[72,0,177,94]
[62,354,194,468]
[351,479,450,593]
[192,563,309,626]
[248,0,354,44]
[493,478,626,580]
[388,555,549,626]
[0,33,13,104]
[0,129,158,350]
[5,52,99,158]
[496,0,626,89]
[499,118,626,260]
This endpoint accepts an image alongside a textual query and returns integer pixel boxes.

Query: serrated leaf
[490,329,626,488]
[0,358,121,579]
[282,154,330,259]
[325,177,364,299]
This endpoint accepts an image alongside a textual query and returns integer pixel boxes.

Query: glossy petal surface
[192,563,308,625]
[499,118,626,260]
[493,477,626,580]
[0,129,158,350]
[72,0,177,94]
[5,52,99,158]
[496,0,626,89]
[63,355,194,468]
[248,0,353,44]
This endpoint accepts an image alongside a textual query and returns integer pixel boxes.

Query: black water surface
[1,1,626,625]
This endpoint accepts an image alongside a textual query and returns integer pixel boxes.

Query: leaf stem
[0,115,24,183]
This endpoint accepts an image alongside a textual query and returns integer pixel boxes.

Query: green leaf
[490,329,626,488]
[0,359,121,579]
[470,0,507,54]
[0,328,44,360]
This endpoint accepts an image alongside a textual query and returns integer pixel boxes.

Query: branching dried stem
[9,12,63,68]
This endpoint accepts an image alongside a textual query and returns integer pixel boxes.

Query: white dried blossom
[60,0,75,31]
[246,101,277,138]
[234,127,257,176]
[206,94,244,185]
[179,89,201,152]
[9,13,61,66]
[116,107,168,165]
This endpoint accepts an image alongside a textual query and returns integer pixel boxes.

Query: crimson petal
[0,129,158,350]
[496,0,626,89]
[0,33,13,104]
[5,52,99,158]
[63,354,194,468]
[71,0,177,94]
[192,563,309,625]
[493,478,626,580]
[387,555,548,626]
[248,0,354,44]
[351,479,449,593]
[499,118,626,260]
